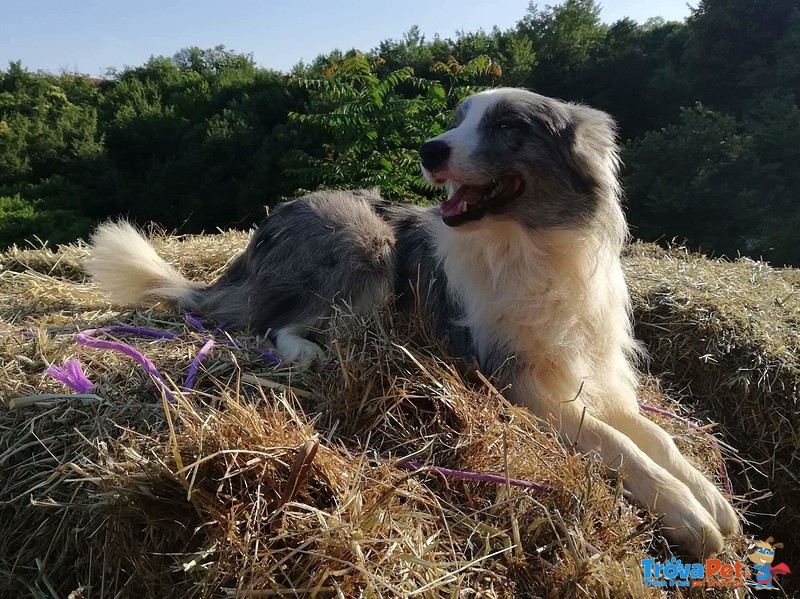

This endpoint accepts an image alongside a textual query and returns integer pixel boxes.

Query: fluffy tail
[86,221,203,306]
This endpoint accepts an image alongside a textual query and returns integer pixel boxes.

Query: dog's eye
[497,120,526,131]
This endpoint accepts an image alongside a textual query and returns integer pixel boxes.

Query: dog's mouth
[440,176,524,226]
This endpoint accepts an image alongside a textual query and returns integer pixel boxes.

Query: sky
[1,0,694,77]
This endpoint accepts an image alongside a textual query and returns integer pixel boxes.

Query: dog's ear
[563,106,621,199]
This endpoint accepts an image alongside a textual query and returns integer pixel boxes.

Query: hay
[625,242,800,585]
[0,233,760,597]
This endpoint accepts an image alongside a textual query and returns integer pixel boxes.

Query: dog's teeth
[460,201,467,213]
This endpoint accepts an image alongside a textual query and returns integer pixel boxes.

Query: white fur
[274,326,324,366]
[86,221,201,305]
[422,93,494,186]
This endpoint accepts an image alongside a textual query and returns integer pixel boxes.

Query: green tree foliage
[517,0,607,91]
[684,0,799,110]
[98,48,301,229]
[0,63,105,243]
[284,52,499,200]
[0,0,798,266]
[624,106,770,257]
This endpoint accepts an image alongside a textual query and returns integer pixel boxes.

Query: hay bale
[625,242,800,584]
[0,235,756,597]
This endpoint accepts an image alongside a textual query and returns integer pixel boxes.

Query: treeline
[1,0,799,265]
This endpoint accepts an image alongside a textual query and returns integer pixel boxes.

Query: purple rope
[396,458,556,493]
[640,402,732,496]
[71,321,279,365]
[185,313,207,332]
[47,318,279,401]
[245,345,281,365]
[184,338,215,392]
[46,358,94,393]
[220,338,279,364]
[189,316,280,364]
[76,328,176,402]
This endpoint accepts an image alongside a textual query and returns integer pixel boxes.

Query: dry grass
[0,232,781,598]
[625,243,800,587]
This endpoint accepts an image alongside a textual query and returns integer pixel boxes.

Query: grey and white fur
[87,87,739,558]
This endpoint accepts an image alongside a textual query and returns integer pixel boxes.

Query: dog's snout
[418,140,451,172]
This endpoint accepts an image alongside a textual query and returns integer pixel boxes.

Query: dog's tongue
[441,185,484,217]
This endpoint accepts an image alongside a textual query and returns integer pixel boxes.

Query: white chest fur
[434,218,550,360]
[432,216,640,414]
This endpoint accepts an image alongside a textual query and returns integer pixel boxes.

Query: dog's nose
[418,140,451,172]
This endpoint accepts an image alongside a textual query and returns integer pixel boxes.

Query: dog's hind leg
[273,325,325,367]
[605,409,740,536]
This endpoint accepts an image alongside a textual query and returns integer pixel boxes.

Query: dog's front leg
[548,401,726,559]
[607,409,739,536]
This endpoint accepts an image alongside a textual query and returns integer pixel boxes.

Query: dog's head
[419,88,620,229]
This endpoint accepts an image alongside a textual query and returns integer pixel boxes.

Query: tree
[284,52,500,201]
[516,0,607,95]
[684,0,799,111]
[623,105,788,263]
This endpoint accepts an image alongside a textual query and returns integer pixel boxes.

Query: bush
[0,194,91,247]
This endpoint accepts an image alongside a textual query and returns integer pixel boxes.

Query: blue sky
[2,1,694,76]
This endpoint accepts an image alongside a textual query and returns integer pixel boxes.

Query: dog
[87,87,738,558]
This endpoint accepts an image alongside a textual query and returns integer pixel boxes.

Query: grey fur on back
[182,189,397,334]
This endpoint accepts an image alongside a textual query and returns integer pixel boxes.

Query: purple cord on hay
[216,336,280,365]
[247,345,281,365]
[640,402,732,496]
[184,338,215,392]
[397,458,556,493]
[46,358,94,393]
[185,313,207,332]
[74,321,279,365]
[48,319,279,402]
[186,315,280,365]
[76,328,176,402]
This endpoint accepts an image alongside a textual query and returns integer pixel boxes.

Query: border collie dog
[88,88,738,558]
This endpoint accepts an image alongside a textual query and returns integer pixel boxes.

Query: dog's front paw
[657,493,725,559]
[684,471,740,537]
